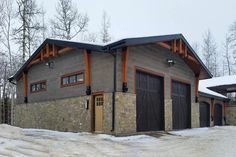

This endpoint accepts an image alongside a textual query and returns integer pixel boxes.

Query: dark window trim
[61,70,85,88]
[30,80,47,93]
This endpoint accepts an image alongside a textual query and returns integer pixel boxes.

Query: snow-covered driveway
[0,125,235,157]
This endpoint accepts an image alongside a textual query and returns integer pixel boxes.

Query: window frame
[61,70,85,87]
[30,80,47,93]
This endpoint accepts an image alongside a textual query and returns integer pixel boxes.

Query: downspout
[111,51,117,132]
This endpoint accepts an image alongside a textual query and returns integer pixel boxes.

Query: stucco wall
[14,96,92,132]
[91,52,114,93]
[16,50,86,104]
[16,50,115,104]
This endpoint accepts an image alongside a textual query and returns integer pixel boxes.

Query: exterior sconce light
[167,59,176,67]
[45,61,54,69]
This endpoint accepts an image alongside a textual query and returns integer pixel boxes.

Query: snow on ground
[0,125,236,157]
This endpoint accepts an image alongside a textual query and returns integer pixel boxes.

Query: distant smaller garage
[214,104,223,126]
[199,102,210,127]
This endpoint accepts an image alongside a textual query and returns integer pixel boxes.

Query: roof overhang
[208,84,236,93]
[199,91,230,101]
[10,34,212,81]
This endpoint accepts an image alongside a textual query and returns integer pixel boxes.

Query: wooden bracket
[23,71,28,103]
[122,47,129,92]
[84,49,91,95]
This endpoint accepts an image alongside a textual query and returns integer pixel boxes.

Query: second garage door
[199,102,210,127]
[136,70,164,132]
[172,81,191,130]
[214,104,222,126]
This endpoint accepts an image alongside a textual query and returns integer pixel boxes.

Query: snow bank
[0,125,236,157]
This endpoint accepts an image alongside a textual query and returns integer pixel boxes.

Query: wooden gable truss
[157,39,200,102]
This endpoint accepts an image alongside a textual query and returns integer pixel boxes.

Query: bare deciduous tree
[14,0,43,62]
[100,11,111,43]
[222,35,233,75]
[82,33,98,43]
[229,21,236,69]
[202,30,219,76]
[50,0,89,40]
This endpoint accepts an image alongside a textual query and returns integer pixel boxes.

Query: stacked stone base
[13,92,200,134]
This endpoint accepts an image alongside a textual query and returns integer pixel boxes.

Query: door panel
[95,95,103,132]
[136,71,164,132]
[200,102,210,127]
[214,104,222,126]
[172,81,191,130]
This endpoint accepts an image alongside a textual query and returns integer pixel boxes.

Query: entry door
[199,102,210,127]
[214,104,222,126]
[136,70,164,132]
[172,81,191,130]
[95,95,104,132]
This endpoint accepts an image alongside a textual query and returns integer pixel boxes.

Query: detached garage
[11,34,215,134]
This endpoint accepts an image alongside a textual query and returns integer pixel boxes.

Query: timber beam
[23,71,28,103]
[58,47,75,54]
[84,49,91,95]
[195,74,199,103]
[122,47,129,92]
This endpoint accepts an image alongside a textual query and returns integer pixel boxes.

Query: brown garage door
[200,102,210,127]
[172,81,191,130]
[214,104,222,126]
[136,70,164,132]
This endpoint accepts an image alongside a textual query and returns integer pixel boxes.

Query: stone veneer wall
[103,93,113,133]
[225,106,236,125]
[191,102,200,128]
[14,96,92,132]
[164,99,172,131]
[115,92,136,134]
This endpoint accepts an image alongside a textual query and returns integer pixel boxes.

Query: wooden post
[195,75,199,103]
[211,98,214,122]
[122,47,129,92]
[179,39,182,54]
[52,44,58,57]
[23,71,28,103]
[172,40,177,53]
[84,49,91,95]
[46,44,49,58]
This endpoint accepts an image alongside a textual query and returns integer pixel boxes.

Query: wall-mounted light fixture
[45,61,54,69]
[166,59,176,67]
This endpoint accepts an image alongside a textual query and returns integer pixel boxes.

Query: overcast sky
[39,0,236,48]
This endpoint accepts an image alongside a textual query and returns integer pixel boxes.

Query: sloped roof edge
[10,34,212,81]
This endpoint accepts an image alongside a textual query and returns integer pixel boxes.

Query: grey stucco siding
[126,44,196,102]
[91,52,114,93]
[17,50,86,103]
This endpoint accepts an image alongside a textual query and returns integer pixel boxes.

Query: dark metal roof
[198,91,230,101]
[208,84,236,93]
[10,34,212,81]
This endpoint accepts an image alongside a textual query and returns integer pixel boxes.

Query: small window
[30,81,46,93]
[61,71,84,87]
